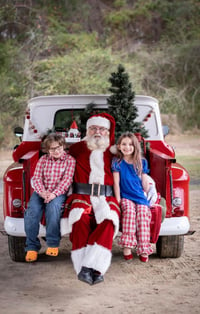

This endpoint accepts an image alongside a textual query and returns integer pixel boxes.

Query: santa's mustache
[85,134,110,151]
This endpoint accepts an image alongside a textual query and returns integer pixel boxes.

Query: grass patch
[176,155,200,189]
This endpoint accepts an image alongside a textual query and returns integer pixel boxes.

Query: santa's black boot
[78,267,93,285]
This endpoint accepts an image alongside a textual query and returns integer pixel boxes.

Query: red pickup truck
[3,94,190,261]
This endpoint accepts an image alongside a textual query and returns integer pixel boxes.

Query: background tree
[107,64,148,141]
[0,0,199,148]
[80,102,96,137]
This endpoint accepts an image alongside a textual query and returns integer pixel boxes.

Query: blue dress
[111,158,150,206]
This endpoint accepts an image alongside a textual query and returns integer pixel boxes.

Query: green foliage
[107,64,148,140]
[104,0,200,44]
[79,102,99,137]
[50,32,100,53]
[114,0,127,8]
[104,9,133,28]
[141,41,200,129]
[0,41,29,147]
[0,42,13,69]
[0,122,4,145]
[0,0,199,147]
[178,155,200,184]
[0,1,36,42]
[33,49,118,95]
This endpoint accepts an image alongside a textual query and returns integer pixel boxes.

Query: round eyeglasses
[89,126,108,132]
[49,145,63,152]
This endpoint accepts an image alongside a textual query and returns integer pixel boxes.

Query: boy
[24,133,75,262]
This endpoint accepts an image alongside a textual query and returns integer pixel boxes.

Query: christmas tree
[107,64,148,140]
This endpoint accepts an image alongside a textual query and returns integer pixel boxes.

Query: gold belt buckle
[91,183,101,197]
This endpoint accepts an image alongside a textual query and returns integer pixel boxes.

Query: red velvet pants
[70,212,114,251]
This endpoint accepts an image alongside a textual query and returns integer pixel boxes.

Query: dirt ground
[0,134,200,314]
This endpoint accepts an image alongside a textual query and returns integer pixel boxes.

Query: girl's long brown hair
[116,132,143,176]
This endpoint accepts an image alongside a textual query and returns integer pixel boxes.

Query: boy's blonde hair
[43,133,66,151]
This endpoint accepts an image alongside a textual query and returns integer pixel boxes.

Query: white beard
[86,134,110,151]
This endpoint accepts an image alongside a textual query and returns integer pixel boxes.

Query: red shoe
[124,253,133,261]
[139,254,149,263]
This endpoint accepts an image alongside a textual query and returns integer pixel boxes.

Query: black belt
[72,182,113,197]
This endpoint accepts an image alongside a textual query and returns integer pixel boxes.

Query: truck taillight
[172,197,182,207]
[11,190,24,217]
[13,198,22,208]
[11,200,24,217]
[172,195,184,217]
[172,197,184,217]
[172,164,190,217]
[3,164,24,218]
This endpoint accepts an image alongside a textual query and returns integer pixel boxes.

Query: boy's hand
[44,192,56,203]
[39,191,48,199]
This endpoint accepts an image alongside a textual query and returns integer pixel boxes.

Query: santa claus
[61,113,120,285]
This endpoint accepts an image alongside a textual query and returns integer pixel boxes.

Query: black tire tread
[8,235,26,262]
[156,235,184,258]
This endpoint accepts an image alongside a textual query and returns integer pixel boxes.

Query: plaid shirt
[33,151,76,196]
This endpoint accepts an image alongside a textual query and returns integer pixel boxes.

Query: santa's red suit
[61,113,120,276]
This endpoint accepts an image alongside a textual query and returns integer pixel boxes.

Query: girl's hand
[117,198,121,204]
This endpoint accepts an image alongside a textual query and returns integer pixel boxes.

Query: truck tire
[156,235,184,258]
[8,235,26,262]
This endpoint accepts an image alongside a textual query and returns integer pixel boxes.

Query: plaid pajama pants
[118,198,153,256]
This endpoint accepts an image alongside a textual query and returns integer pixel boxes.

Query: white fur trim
[90,196,110,223]
[89,149,119,237]
[71,247,86,274]
[110,210,120,238]
[89,150,104,184]
[83,243,112,275]
[60,207,84,236]
[60,218,69,236]
[91,196,119,238]
[110,144,117,154]
[86,116,110,130]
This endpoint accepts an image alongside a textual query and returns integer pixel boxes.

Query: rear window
[54,108,107,138]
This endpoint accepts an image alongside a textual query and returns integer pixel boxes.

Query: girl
[111,132,153,262]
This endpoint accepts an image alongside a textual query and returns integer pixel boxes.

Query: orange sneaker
[46,247,59,257]
[25,251,38,262]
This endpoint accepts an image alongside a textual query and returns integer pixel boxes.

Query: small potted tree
[107,64,148,143]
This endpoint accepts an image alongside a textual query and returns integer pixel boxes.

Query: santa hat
[70,120,78,129]
[86,113,116,147]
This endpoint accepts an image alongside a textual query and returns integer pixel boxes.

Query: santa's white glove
[147,182,158,206]
[30,177,35,189]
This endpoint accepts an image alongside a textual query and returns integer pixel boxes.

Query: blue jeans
[24,192,66,252]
